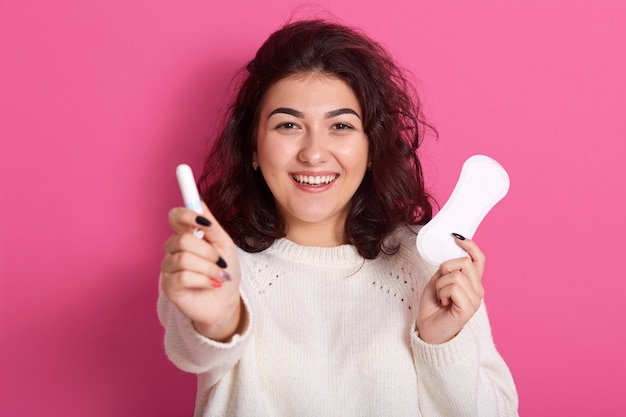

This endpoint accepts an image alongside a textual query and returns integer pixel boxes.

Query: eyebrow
[268,107,361,120]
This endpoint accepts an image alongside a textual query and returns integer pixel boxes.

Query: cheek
[337,142,369,168]
[255,137,275,167]
[259,139,299,168]
[258,149,283,171]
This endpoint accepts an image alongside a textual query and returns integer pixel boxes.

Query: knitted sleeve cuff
[411,302,487,367]
[159,281,255,376]
[187,284,254,348]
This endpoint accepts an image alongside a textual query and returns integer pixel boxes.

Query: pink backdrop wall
[2,1,624,415]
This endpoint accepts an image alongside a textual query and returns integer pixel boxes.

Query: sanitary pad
[416,155,510,266]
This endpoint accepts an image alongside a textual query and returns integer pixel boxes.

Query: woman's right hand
[160,203,243,342]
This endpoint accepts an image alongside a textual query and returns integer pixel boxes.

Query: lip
[290,172,339,192]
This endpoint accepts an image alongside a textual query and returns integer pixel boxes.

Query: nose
[298,128,329,165]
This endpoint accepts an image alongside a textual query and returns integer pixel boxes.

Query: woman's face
[254,73,369,245]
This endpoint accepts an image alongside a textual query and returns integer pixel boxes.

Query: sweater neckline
[267,238,364,267]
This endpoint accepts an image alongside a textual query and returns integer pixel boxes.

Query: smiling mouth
[291,174,338,186]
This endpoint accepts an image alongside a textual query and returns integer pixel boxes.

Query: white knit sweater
[158,226,518,416]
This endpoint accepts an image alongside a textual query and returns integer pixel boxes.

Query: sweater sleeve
[411,301,519,417]
[157,276,255,388]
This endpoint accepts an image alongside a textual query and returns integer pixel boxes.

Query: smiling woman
[158,19,519,417]
[197,19,436,259]
[253,74,369,246]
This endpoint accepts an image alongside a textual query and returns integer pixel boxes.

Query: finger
[437,282,478,318]
[437,279,483,320]
[162,270,214,290]
[168,207,213,234]
[439,256,472,275]
[452,235,486,277]
[162,248,212,275]
[162,245,231,281]
[167,203,236,248]
[421,270,442,305]
[436,270,484,308]
[164,232,220,261]
[197,202,235,248]
[439,256,483,297]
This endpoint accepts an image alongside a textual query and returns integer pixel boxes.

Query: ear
[252,152,259,171]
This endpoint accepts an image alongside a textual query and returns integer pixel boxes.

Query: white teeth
[293,174,337,185]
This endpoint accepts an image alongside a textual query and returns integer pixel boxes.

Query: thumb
[422,269,442,303]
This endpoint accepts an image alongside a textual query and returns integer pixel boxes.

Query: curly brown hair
[198,19,435,259]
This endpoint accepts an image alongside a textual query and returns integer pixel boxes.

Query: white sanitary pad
[416,155,510,266]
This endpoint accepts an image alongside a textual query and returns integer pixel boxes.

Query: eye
[332,123,353,130]
[276,122,299,130]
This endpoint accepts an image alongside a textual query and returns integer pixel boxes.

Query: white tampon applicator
[176,164,205,238]
[416,155,510,267]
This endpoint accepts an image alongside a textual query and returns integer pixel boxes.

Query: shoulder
[380,224,437,276]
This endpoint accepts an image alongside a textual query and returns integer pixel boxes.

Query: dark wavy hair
[198,19,435,259]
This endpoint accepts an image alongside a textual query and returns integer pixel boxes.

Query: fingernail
[216,256,228,269]
[210,278,222,288]
[195,216,212,227]
[219,269,232,281]
[452,232,466,240]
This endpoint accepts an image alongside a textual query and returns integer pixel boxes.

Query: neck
[284,221,346,247]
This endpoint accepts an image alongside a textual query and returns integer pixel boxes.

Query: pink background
[2,1,624,415]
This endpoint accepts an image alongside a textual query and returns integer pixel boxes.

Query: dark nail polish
[452,232,466,240]
[196,216,212,227]
[216,256,228,269]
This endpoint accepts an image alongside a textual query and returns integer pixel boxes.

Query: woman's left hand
[417,236,486,344]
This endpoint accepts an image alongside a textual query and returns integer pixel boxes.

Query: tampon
[176,164,205,238]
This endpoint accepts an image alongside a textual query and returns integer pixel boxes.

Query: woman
[159,19,518,416]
